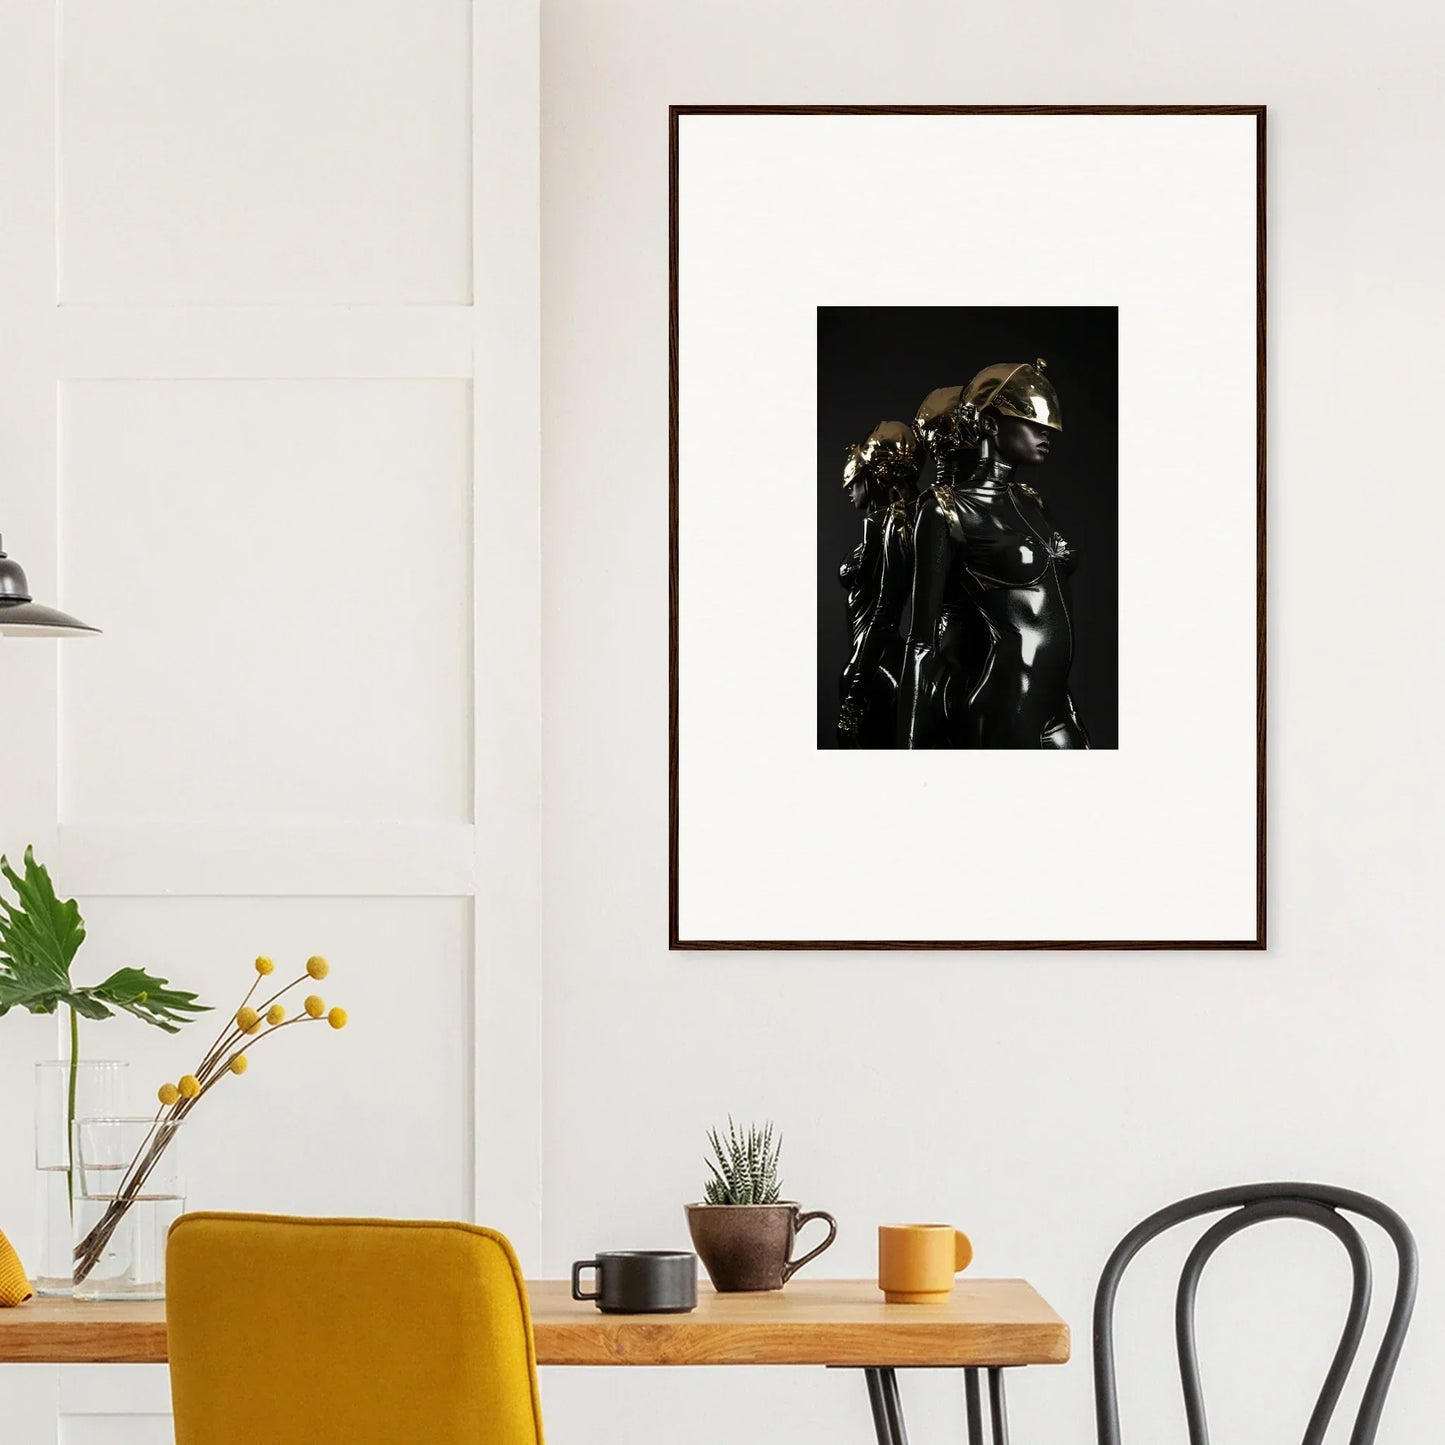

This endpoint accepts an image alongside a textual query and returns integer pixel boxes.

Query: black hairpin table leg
[866,1364,1012,1445]
[965,1368,985,1445]
[988,1369,1010,1445]
[863,1367,909,1445]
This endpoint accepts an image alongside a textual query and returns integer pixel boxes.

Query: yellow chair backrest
[167,1213,544,1445]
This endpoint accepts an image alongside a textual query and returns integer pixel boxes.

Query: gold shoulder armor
[928,482,963,539]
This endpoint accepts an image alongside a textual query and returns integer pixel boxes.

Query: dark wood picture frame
[669,105,1267,951]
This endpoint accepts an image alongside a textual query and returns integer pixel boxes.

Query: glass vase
[33,1060,128,1296]
[72,1115,186,1301]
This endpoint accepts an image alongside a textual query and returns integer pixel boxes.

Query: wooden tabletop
[0,1279,1069,1368]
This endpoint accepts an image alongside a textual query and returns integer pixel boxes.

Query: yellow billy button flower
[327,1007,348,1030]
[230,1055,249,1075]
[178,1075,201,1100]
[157,1082,180,1107]
[304,995,326,1019]
[236,1005,261,1034]
[266,1004,286,1026]
[254,955,275,976]
[306,955,330,981]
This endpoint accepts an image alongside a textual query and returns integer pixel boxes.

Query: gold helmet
[913,385,965,459]
[960,359,1062,433]
[842,420,920,498]
[860,420,920,483]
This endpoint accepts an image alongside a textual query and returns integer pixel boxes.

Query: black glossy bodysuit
[898,467,1089,749]
[837,502,912,748]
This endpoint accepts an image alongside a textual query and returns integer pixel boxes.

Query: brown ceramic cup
[685,1201,837,1292]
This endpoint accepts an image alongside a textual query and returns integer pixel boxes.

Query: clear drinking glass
[72,1115,186,1301]
[33,1060,128,1296]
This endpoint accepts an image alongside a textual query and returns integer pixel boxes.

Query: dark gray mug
[571,1250,698,1313]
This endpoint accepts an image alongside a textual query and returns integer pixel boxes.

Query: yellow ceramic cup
[877,1223,974,1303]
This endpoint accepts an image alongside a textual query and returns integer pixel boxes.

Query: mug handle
[782,1209,838,1282]
[955,1229,974,1273]
[571,1259,601,1301]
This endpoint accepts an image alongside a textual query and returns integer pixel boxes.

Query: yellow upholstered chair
[167,1213,544,1445]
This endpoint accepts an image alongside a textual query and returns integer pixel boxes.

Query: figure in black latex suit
[836,420,920,748]
[910,384,990,745]
[898,360,1090,749]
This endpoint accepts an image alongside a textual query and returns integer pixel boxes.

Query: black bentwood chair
[1093,1183,1418,1445]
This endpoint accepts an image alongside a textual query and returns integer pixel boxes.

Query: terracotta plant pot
[685,1201,837,1293]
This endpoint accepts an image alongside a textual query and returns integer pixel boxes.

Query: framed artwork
[669,106,1265,950]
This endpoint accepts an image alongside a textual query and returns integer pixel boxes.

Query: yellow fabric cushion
[167,1213,544,1445]
[0,1227,33,1307]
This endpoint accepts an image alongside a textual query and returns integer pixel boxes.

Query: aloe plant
[703,1118,783,1204]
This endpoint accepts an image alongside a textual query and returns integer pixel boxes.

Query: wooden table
[0,1279,1069,1444]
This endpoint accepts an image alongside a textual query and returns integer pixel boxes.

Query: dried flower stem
[72,962,342,1285]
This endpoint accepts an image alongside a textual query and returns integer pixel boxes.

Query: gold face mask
[960,359,1063,433]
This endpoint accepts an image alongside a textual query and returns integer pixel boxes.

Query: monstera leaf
[0,847,208,1030]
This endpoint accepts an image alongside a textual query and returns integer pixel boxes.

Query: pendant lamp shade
[0,535,99,637]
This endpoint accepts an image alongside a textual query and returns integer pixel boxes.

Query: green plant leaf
[0,975,69,1017]
[0,846,85,988]
[1,848,209,1033]
[0,847,87,1017]
[67,992,118,1021]
[81,968,211,1034]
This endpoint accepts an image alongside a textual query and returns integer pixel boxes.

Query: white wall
[0,0,540,1439]
[4,0,1443,1442]
[539,2,1444,1443]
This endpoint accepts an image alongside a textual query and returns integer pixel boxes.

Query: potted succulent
[685,1119,836,1292]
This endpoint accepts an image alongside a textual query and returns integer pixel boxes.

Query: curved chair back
[168,1213,545,1445]
[1093,1183,1416,1445]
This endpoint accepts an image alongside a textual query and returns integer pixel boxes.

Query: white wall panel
[58,0,472,305]
[60,1419,172,1445]
[1,28,68,1438]
[4,0,541,1438]
[470,0,543,1262]
[59,379,473,826]
[0,1367,59,1445]
[59,1367,168,1418]
[56,307,477,381]
[55,821,477,896]
[0,0,61,851]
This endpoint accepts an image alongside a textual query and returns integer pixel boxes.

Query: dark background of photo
[816,305,1119,749]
